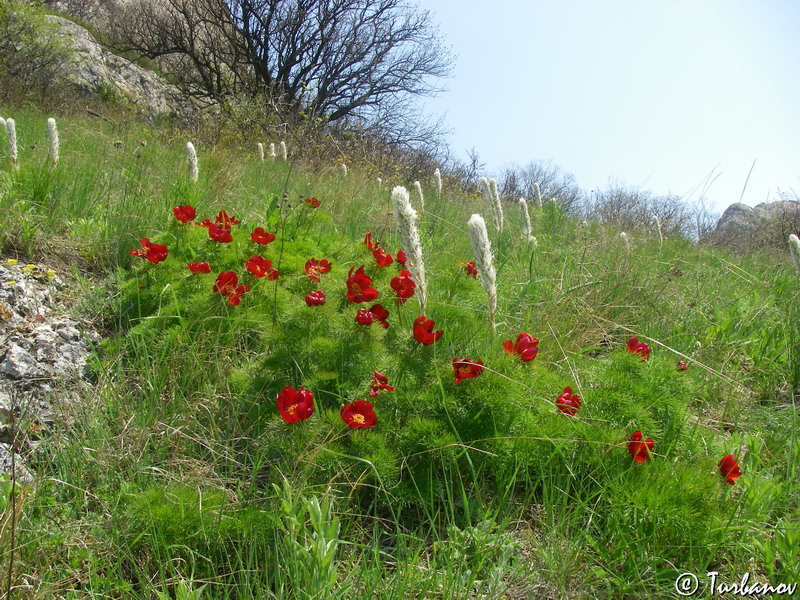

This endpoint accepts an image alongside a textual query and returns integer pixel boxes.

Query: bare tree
[500,159,584,214]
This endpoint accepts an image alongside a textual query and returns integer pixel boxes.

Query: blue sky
[418,0,800,213]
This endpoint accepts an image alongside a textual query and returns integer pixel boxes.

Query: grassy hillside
[1,109,798,599]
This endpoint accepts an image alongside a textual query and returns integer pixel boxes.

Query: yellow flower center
[352,413,365,424]
[286,403,298,415]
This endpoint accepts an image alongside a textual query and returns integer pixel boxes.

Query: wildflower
[369,304,390,328]
[390,269,416,303]
[396,249,407,265]
[677,360,688,371]
[463,261,478,278]
[46,269,56,280]
[364,232,380,250]
[533,182,543,208]
[519,198,537,244]
[188,262,211,274]
[467,214,498,330]
[186,141,199,183]
[503,333,539,362]
[173,204,196,223]
[129,238,168,264]
[227,283,250,305]
[5,281,16,287]
[555,386,581,416]
[22,263,35,274]
[305,258,332,282]
[452,358,484,383]
[433,168,442,196]
[6,118,18,170]
[789,234,800,274]
[718,454,742,485]
[5,258,17,266]
[373,247,394,267]
[258,142,264,161]
[47,117,59,166]
[369,371,394,396]
[413,316,443,345]
[391,186,427,313]
[208,223,233,243]
[304,197,320,208]
[215,210,240,229]
[340,399,377,428]
[280,140,288,161]
[628,430,654,462]
[213,271,239,296]
[356,308,375,326]
[305,290,326,306]
[251,227,276,245]
[479,177,504,232]
[414,180,425,211]
[276,386,315,424]
[346,266,379,303]
[245,255,279,279]
[626,336,651,362]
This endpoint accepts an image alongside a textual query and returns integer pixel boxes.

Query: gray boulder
[710,201,800,248]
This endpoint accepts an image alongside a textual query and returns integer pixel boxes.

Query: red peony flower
[626,336,651,362]
[305,290,326,306]
[373,247,394,267]
[356,308,375,326]
[208,223,233,243]
[129,238,168,264]
[396,249,407,265]
[251,227,276,245]
[276,386,315,424]
[464,261,478,278]
[173,204,196,223]
[502,333,539,362]
[413,316,443,345]
[215,209,240,229]
[369,304,390,328]
[628,430,655,462]
[196,218,214,228]
[677,360,688,371]
[346,266,379,303]
[369,371,394,397]
[555,386,581,416]
[305,258,332,282]
[718,454,742,485]
[188,261,211,273]
[452,358,484,383]
[227,284,250,305]
[304,197,320,208]
[390,269,416,304]
[340,399,377,428]
[213,271,239,295]
[245,255,279,279]
[364,232,380,250]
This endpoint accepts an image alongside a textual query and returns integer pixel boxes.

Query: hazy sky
[417,0,800,213]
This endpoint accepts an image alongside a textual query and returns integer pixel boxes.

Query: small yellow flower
[46,269,56,279]
[5,258,17,265]
[6,280,16,287]
[22,264,35,274]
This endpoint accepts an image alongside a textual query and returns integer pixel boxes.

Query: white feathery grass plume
[651,215,663,246]
[47,117,60,166]
[280,140,288,161]
[413,180,425,212]
[789,234,800,275]
[341,163,348,176]
[391,185,427,313]
[433,168,442,196]
[518,198,537,245]
[619,231,630,250]
[467,213,498,331]
[479,177,500,232]
[488,177,504,232]
[7,118,18,171]
[257,142,264,161]
[185,141,198,183]
[269,142,276,161]
[533,182,543,208]
[376,177,382,188]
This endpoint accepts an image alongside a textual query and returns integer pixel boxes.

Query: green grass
[1,107,798,599]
